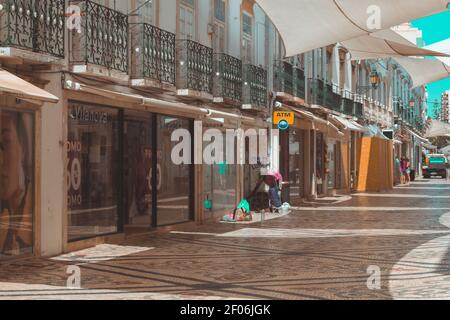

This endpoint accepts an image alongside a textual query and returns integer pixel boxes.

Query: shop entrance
[67,102,194,241]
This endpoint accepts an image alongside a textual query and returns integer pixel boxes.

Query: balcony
[323,82,342,112]
[354,95,364,119]
[341,90,354,116]
[69,0,129,81]
[0,0,65,64]
[308,78,326,106]
[176,39,213,101]
[131,23,176,92]
[213,53,242,106]
[293,67,306,104]
[274,60,294,101]
[242,64,267,111]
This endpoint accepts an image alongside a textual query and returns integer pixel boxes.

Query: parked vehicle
[423,154,449,179]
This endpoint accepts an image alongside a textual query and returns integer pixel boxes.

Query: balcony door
[213,0,227,53]
[179,1,195,40]
[241,12,253,64]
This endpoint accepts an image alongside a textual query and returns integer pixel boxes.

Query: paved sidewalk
[1,179,450,300]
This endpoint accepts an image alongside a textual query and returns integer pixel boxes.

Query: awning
[426,119,450,138]
[405,128,429,144]
[342,29,449,61]
[255,0,449,56]
[364,124,390,140]
[65,81,256,125]
[0,69,58,103]
[330,115,369,133]
[394,56,450,88]
[285,105,344,137]
[425,38,450,67]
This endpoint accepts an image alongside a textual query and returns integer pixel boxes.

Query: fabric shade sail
[342,29,449,61]
[394,56,450,88]
[0,69,58,103]
[425,39,450,67]
[426,120,450,138]
[255,0,449,56]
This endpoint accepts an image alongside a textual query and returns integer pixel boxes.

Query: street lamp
[357,70,379,94]
[369,71,379,89]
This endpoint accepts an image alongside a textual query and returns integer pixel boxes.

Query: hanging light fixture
[370,70,379,89]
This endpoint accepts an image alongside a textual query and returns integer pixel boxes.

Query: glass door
[123,111,153,231]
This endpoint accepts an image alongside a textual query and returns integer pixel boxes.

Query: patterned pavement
[0,179,450,300]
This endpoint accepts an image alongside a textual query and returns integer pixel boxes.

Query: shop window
[0,108,34,258]
[123,111,153,228]
[156,116,192,226]
[67,102,119,241]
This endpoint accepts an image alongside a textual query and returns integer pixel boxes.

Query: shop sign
[273,111,294,130]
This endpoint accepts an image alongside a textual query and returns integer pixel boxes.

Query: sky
[412,10,450,117]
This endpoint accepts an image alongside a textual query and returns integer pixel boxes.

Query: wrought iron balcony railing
[70,0,128,72]
[0,0,65,57]
[354,95,364,118]
[274,60,294,96]
[176,39,213,94]
[242,64,268,109]
[294,67,306,100]
[213,53,242,103]
[341,90,355,116]
[324,82,342,112]
[133,23,176,85]
[308,78,326,106]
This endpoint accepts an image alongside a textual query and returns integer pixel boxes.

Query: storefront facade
[0,99,37,259]
[66,101,195,243]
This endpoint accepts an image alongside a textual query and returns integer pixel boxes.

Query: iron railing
[308,78,326,106]
[341,90,355,116]
[213,53,242,102]
[294,67,306,100]
[242,64,267,108]
[70,0,128,72]
[176,39,213,93]
[0,0,65,57]
[274,60,294,96]
[324,82,342,112]
[134,23,176,85]
[354,95,364,118]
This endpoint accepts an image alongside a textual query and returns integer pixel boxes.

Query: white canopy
[425,39,450,67]
[426,119,450,138]
[394,56,450,88]
[255,0,449,56]
[342,29,449,61]
[0,69,58,103]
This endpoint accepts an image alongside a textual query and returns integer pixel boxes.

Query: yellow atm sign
[273,111,294,125]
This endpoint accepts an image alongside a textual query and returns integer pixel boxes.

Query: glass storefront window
[289,128,304,201]
[67,102,119,241]
[157,116,192,226]
[0,109,34,258]
[123,111,153,229]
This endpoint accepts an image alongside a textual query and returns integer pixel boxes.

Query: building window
[180,1,195,40]
[213,0,226,53]
[137,0,155,24]
[0,108,34,258]
[242,12,253,63]
[67,102,119,241]
[214,0,226,22]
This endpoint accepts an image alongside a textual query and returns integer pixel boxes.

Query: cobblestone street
[0,179,449,300]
